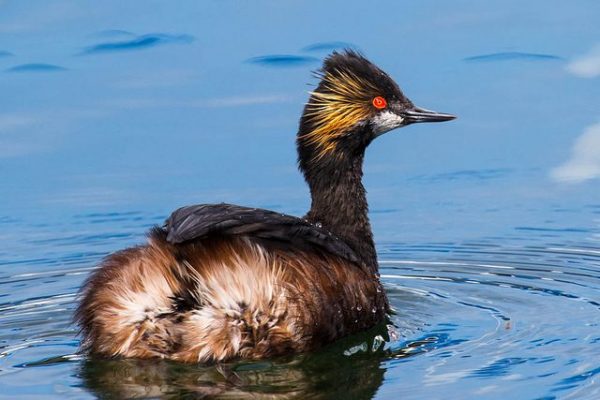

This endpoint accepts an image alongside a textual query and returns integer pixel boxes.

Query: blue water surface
[1,1,600,399]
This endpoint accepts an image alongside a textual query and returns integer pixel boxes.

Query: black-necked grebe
[76,50,455,363]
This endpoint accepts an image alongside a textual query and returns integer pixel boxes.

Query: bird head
[297,50,455,166]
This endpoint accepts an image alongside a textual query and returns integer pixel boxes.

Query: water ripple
[301,41,358,53]
[5,63,66,73]
[246,54,319,67]
[82,33,194,54]
[0,212,599,398]
[464,52,563,63]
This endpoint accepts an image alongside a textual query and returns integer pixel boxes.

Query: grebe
[76,50,455,363]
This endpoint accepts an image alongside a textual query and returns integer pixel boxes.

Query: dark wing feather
[164,203,358,263]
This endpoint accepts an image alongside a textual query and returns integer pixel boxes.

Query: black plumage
[164,203,359,264]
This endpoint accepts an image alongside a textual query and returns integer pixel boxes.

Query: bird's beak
[402,105,456,124]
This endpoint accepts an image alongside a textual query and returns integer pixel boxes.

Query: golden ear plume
[300,69,380,160]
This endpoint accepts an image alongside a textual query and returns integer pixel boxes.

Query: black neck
[301,149,377,272]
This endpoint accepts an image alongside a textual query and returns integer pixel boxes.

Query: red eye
[372,96,387,109]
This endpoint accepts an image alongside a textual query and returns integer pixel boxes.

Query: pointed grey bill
[402,106,456,124]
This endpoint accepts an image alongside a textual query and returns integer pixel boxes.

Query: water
[1,1,600,399]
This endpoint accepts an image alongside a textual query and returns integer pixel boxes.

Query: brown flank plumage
[76,50,455,363]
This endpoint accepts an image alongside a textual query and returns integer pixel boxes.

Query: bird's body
[76,51,454,363]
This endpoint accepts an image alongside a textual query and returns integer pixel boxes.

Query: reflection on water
[78,328,474,399]
[567,44,600,78]
[551,121,600,184]
[79,325,389,399]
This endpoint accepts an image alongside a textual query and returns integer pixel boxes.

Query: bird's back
[76,207,387,362]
